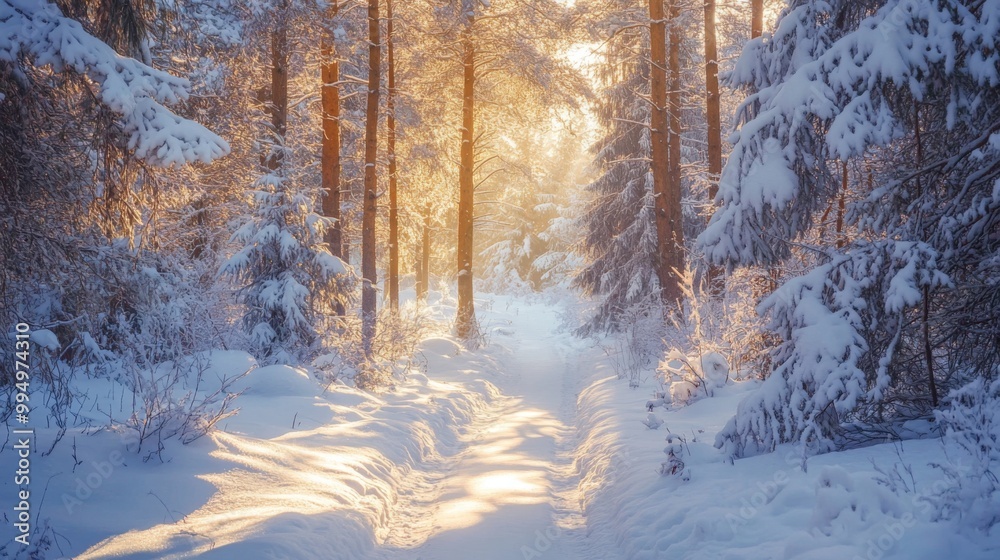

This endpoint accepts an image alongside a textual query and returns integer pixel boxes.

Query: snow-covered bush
[658,265,731,405]
[811,466,906,538]
[658,350,730,406]
[123,355,246,458]
[601,298,663,388]
[719,268,783,380]
[659,433,690,481]
[926,377,1000,533]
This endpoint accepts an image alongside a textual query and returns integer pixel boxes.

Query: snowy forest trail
[375,299,608,560]
[69,296,618,560]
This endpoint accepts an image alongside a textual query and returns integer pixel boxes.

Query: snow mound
[420,337,463,358]
[234,364,317,397]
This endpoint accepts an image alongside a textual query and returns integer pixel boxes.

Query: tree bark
[321,1,345,316]
[649,0,674,303]
[387,0,399,313]
[836,161,847,249]
[664,1,685,305]
[751,0,763,39]
[267,3,288,172]
[361,0,381,357]
[704,0,721,198]
[417,206,430,301]
[704,0,722,293]
[455,21,477,339]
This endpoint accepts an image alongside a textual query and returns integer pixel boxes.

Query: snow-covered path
[68,296,618,560]
[377,301,608,560]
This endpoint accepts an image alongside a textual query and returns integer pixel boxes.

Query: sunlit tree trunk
[649,0,675,303]
[387,0,399,313]
[455,19,477,339]
[750,0,776,293]
[321,1,345,316]
[664,1,685,304]
[417,205,431,301]
[361,0,381,357]
[704,0,722,293]
[267,2,288,172]
[751,0,763,39]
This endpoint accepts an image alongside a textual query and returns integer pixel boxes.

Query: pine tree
[221,176,355,364]
[702,0,1000,457]
[0,0,229,356]
[574,7,659,332]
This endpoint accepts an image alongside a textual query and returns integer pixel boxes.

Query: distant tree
[421,0,580,339]
[386,0,400,313]
[321,0,346,316]
[360,0,381,357]
[574,11,658,332]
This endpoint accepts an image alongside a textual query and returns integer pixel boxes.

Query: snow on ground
[573,356,1000,560]
[4,291,999,559]
[373,294,619,560]
[0,292,619,559]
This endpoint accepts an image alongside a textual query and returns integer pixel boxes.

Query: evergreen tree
[701,0,1000,457]
[220,174,355,364]
[574,19,660,332]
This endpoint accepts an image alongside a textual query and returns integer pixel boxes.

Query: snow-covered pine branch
[0,0,230,167]
[699,0,998,267]
[716,240,950,456]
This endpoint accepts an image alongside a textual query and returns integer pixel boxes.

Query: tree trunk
[267,4,288,172]
[704,0,722,294]
[751,0,763,39]
[387,0,399,313]
[913,105,938,408]
[664,1,685,305]
[417,206,430,301]
[321,1,345,316]
[649,0,674,303]
[836,161,847,250]
[455,22,477,339]
[361,0,381,357]
[255,86,269,168]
